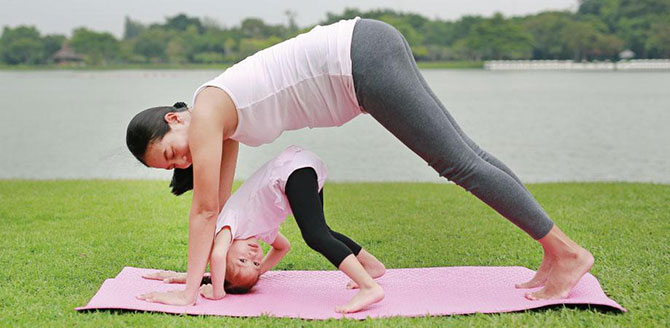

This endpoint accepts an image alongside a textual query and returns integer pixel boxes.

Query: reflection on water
[1,69,669,183]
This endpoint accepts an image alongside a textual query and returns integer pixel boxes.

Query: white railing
[484,59,670,71]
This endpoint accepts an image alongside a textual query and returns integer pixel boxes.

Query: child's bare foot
[346,250,386,289]
[199,283,226,300]
[335,284,384,313]
[526,247,594,300]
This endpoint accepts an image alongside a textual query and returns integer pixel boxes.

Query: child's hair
[200,268,260,294]
[224,264,261,294]
[224,278,259,294]
[125,101,194,195]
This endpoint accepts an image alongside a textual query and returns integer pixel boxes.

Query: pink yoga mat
[76,266,625,319]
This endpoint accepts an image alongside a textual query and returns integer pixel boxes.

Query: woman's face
[143,112,192,170]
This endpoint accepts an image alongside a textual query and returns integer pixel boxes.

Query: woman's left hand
[136,289,194,306]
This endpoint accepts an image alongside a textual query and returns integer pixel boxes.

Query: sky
[1,0,578,38]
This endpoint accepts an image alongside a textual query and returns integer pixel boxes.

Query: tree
[578,0,670,58]
[614,16,650,57]
[42,34,66,60]
[370,14,422,48]
[238,36,282,59]
[323,8,365,24]
[420,20,453,46]
[165,14,204,34]
[190,28,228,62]
[123,16,145,40]
[524,12,574,59]
[0,26,44,64]
[70,27,119,65]
[132,28,170,62]
[460,13,533,60]
[645,21,670,58]
[285,10,298,35]
[444,16,484,45]
[240,18,287,39]
[578,0,620,31]
[561,20,623,60]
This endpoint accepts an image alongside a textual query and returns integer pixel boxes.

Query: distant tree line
[1,0,668,66]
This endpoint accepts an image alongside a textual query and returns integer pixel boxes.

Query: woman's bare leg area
[517,225,594,300]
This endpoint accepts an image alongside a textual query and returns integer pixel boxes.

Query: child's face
[227,237,263,279]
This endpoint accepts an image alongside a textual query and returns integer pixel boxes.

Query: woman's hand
[199,283,226,300]
[136,289,195,306]
[142,270,187,284]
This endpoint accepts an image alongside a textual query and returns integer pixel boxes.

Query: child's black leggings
[285,167,362,267]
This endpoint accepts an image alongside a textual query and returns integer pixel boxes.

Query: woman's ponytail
[170,166,193,196]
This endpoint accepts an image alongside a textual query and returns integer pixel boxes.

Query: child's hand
[142,270,187,284]
[199,283,226,300]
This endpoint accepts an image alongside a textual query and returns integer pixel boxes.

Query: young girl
[139,146,386,313]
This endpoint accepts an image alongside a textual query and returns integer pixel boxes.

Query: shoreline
[0,61,484,71]
[0,179,667,186]
[4,60,670,71]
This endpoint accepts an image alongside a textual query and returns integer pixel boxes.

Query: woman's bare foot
[346,249,386,289]
[523,225,595,300]
[526,247,593,300]
[516,251,553,289]
[335,284,385,313]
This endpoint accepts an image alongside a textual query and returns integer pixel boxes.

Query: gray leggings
[350,19,554,239]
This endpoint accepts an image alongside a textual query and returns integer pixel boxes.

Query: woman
[126,17,593,310]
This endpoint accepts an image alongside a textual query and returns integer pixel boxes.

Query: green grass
[0,181,667,327]
[0,60,482,71]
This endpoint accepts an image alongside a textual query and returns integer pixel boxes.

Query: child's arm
[200,227,232,300]
[259,232,291,275]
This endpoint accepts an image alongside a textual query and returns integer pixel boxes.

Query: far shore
[0,60,484,71]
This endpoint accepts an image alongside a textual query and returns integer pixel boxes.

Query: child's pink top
[214,145,327,243]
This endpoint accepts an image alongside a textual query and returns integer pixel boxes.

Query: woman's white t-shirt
[192,17,363,147]
[215,146,327,243]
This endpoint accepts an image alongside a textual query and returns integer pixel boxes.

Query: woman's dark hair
[126,101,194,196]
[169,166,193,196]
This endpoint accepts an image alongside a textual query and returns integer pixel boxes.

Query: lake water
[1,69,669,183]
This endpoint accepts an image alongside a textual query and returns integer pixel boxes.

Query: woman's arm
[183,88,239,303]
[218,139,239,210]
[137,88,238,306]
[259,232,291,275]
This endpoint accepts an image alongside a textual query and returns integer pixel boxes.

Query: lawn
[0,181,667,327]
